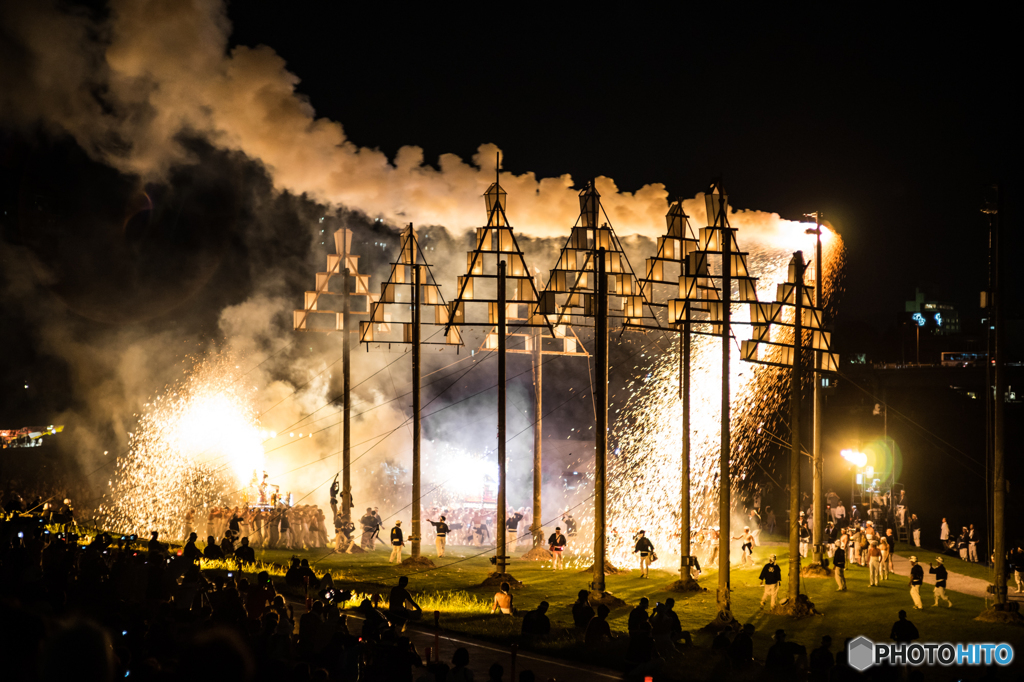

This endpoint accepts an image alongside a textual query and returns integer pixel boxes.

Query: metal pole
[593,247,608,594]
[532,325,543,547]
[342,267,352,514]
[811,215,824,567]
[719,210,732,615]
[497,260,507,573]
[411,262,422,559]
[680,303,695,584]
[990,189,1006,606]
[789,252,804,605]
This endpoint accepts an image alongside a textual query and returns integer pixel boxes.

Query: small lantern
[704,182,728,227]
[484,182,507,226]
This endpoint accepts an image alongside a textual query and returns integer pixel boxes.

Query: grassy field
[236,541,1024,675]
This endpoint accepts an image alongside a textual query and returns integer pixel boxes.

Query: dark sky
[225,7,1020,332]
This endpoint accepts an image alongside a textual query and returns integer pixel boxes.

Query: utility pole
[809,214,824,568]
[718,196,733,617]
[532,324,543,547]
[987,187,1007,608]
[592,247,608,595]
[411,264,422,559]
[788,252,804,605]
[341,266,353,513]
[680,302,696,585]
[497,260,508,574]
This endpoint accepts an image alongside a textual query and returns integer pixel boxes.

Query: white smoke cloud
[0,0,822,244]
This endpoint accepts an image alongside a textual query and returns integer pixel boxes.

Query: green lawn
[238,542,1024,677]
[890,542,1013,585]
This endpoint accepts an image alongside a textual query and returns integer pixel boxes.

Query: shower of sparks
[424,445,498,509]
[100,354,266,537]
[604,223,846,569]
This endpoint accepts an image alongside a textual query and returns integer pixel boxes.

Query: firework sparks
[604,222,845,569]
[101,355,265,537]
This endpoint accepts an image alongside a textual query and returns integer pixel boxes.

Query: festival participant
[372,507,385,548]
[940,517,950,546]
[908,556,924,609]
[427,516,449,558]
[879,535,890,580]
[957,526,969,561]
[279,509,293,549]
[759,554,782,608]
[547,526,567,570]
[329,474,340,518]
[389,521,405,563]
[634,530,655,578]
[910,513,922,548]
[733,526,755,567]
[868,541,882,586]
[929,556,952,607]
[490,582,514,615]
[316,508,329,548]
[359,508,377,551]
[968,523,979,562]
[884,528,896,572]
[833,536,847,591]
[183,509,194,542]
[505,508,524,549]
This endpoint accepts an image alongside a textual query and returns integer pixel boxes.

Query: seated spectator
[219,533,235,557]
[491,582,514,615]
[585,604,612,649]
[765,629,807,674]
[571,589,595,630]
[234,537,256,565]
[147,531,165,557]
[388,576,424,628]
[203,536,224,561]
[449,647,474,682]
[358,599,391,641]
[520,601,550,638]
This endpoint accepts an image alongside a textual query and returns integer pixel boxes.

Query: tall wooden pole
[990,190,1007,606]
[718,213,732,615]
[679,303,696,585]
[811,214,823,567]
[532,326,543,547]
[341,267,352,514]
[592,247,608,594]
[411,263,422,559]
[789,252,804,605]
[497,260,508,573]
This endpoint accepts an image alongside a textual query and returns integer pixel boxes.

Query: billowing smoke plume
[0,1,842,534]
[2,0,817,246]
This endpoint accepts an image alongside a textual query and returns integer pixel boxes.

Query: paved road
[289,599,624,681]
[889,554,1023,603]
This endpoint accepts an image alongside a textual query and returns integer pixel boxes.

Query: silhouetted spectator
[627,597,649,634]
[809,634,834,681]
[890,610,919,642]
[449,647,474,682]
[571,589,594,629]
[765,629,806,674]
[389,575,423,628]
[585,604,612,649]
[183,532,202,563]
[521,601,550,638]
[728,623,755,670]
[234,537,255,564]
[487,662,504,681]
[203,536,224,561]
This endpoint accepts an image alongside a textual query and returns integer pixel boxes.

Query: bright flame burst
[101,355,265,537]
[605,223,845,568]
